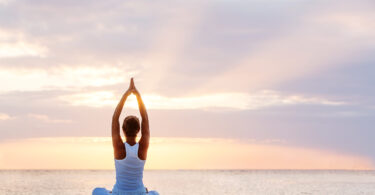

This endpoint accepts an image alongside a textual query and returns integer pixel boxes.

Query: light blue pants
[92,187,159,195]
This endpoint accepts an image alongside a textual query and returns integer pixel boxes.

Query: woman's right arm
[133,86,150,160]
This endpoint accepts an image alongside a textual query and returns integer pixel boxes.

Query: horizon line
[1,168,374,171]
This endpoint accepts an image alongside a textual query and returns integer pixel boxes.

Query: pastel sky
[0,0,375,169]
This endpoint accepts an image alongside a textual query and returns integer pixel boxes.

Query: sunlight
[59,91,346,110]
[0,113,12,120]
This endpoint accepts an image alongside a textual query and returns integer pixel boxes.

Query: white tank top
[113,142,146,192]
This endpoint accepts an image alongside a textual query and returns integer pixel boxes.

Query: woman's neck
[125,137,137,146]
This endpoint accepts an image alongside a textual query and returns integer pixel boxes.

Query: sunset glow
[0,137,372,170]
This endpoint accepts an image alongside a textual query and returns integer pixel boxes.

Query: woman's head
[122,115,140,137]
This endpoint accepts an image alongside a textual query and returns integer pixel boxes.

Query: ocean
[0,170,374,194]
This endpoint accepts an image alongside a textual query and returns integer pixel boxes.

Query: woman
[93,78,159,195]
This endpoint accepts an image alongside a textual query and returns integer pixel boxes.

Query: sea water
[0,170,374,195]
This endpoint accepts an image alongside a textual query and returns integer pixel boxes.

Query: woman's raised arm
[111,78,134,159]
[132,82,150,160]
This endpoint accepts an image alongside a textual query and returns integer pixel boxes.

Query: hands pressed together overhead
[126,78,139,96]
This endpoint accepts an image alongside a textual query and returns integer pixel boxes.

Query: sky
[0,0,375,169]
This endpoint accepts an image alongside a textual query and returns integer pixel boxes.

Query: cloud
[1,0,373,96]
[0,42,48,58]
[315,12,375,38]
[27,114,72,124]
[0,113,12,120]
[0,28,48,58]
[59,90,346,110]
[0,65,136,92]
[0,0,10,5]
[195,1,375,93]
[58,91,117,108]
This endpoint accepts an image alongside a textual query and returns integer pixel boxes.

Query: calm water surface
[0,170,374,194]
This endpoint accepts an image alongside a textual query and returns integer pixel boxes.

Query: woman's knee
[92,187,110,195]
[148,191,159,195]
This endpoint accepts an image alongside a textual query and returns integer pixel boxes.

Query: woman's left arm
[111,79,134,159]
